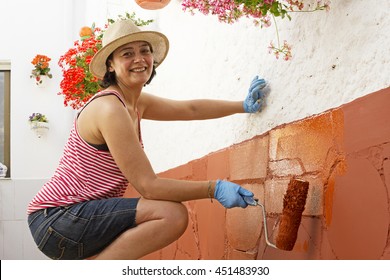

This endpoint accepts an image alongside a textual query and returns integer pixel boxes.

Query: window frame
[0,60,11,178]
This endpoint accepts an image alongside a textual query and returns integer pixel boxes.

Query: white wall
[0,0,77,179]
[141,0,390,172]
[2,0,389,177]
[0,0,389,259]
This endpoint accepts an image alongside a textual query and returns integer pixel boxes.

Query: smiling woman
[101,41,156,88]
[89,21,169,80]
[27,19,268,260]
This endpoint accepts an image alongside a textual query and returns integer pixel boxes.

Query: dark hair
[100,54,157,89]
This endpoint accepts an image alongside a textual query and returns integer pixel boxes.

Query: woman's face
[109,41,154,86]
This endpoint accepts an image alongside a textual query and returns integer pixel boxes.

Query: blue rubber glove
[243,76,268,113]
[214,180,254,208]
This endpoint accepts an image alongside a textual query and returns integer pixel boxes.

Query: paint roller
[244,178,309,251]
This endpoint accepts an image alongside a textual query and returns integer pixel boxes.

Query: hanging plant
[182,0,331,60]
[30,54,53,85]
[28,112,48,123]
[135,0,171,10]
[58,12,153,110]
[28,113,49,138]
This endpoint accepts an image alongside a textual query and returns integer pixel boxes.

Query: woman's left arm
[141,95,244,121]
[141,76,268,121]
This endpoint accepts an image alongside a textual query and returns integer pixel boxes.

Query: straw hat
[89,19,169,79]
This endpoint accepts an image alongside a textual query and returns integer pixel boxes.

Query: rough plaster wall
[130,87,390,260]
[2,0,388,178]
[138,0,390,173]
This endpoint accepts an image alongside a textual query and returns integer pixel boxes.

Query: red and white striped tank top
[27,91,142,215]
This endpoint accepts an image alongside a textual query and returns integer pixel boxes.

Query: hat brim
[89,31,169,80]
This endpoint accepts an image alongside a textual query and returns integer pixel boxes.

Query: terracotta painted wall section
[125,87,390,260]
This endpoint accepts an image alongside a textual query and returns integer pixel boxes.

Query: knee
[136,199,189,239]
[164,203,188,237]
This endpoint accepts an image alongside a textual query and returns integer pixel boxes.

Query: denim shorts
[28,198,139,260]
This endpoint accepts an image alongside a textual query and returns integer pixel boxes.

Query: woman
[27,19,268,260]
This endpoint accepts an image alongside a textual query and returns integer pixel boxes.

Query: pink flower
[268,40,292,60]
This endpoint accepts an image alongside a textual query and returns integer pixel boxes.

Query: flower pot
[30,121,49,138]
[34,75,50,88]
[135,0,171,10]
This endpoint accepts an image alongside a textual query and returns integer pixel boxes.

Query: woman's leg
[93,198,188,260]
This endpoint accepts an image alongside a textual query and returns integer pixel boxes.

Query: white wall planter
[33,75,51,88]
[30,121,49,138]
